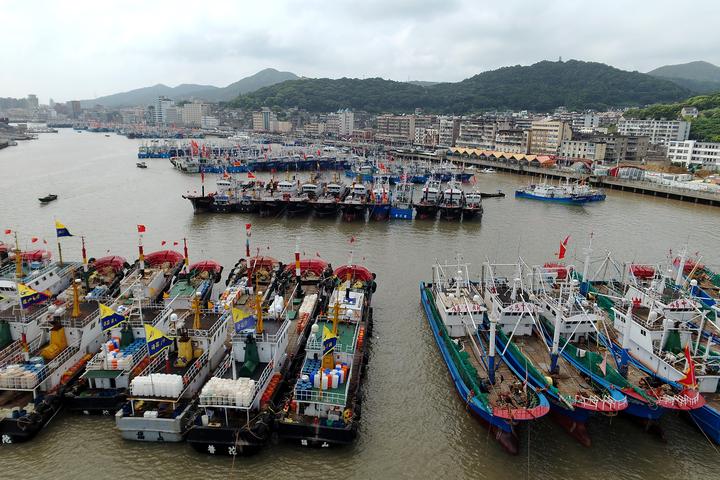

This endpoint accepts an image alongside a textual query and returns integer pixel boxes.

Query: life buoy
[343,408,353,422]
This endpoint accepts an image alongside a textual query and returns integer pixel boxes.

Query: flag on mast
[55,220,73,237]
[557,236,570,260]
[679,345,698,389]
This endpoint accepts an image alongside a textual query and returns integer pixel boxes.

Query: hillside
[231,60,689,113]
[625,92,720,142]
[81,68,298,107]
[647,61,720,94]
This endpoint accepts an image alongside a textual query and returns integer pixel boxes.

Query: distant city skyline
[2,0,720,101]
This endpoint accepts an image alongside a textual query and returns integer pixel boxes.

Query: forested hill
[230,60,689,113]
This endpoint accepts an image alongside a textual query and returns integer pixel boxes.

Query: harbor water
[1,130,719,479]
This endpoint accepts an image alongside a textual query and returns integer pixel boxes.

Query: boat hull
[413,203,438,220]
[63,388,127,415]
[462,207,483,220]
[186,420,271,456]
[419,284,517,453]
[0,393,62,444]
[514,191,606,204]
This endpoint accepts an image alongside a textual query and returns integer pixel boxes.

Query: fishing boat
[38,194,57,204]
[390,181,414,220]
[253,180,295,218]
[462,189,483,220]
[0,276,105,443]
[480,261,628,447]
[117,250,185,305]
[480,190,505,199]
[413,180,441,220]
[62,296,175,415]
[481,168,496,174]
[115,294,230,442]
[367,181,391,221]
[515,182,606,204]
[438,180,464,220]
[420,259,549,454]
[310,181,347,217]
[164,260,223,309]
[533,264,702,436]
[287,181,318,216]
[595,264,720,444]
[136,162,147,169]
[276,263,376,447]
[339,183,368,221]
[187,255,331,456]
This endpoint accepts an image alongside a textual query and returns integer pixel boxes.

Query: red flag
[201,170,205,183]
[317,149,321,156]
[247,172,256,179]
[173,241,179,246]
[245,223,251,230]
[137,224,146,233]
[557,235,570,260]
[3,229,10,234]
[31,237,38,243]
[679,345,697,389]
[349,236,356,244]
[161,240,167,246]
[471,175,477,185]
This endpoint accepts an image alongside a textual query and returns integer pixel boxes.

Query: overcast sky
[2,0,719,102]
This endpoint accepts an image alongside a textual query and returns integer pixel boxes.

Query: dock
[389,149,720,207]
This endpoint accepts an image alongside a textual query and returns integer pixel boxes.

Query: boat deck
[512,334,594,399]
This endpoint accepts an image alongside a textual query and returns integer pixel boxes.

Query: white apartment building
[252,107,277,131]
[667,140,720,171]
[338,109,354,136]
[154,96,175,125]
[617,118,690,145]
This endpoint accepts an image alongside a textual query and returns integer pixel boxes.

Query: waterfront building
[252,107,277,132]
[528,120,572,155]
[617,118,690,144]
[155,96,175,125]
[456,118,497,149]
[201,115,219,129]
[182,102,207,127]
[667,140,720,171]
[494,129,529,154]
[438,116,460,147]
[27,94,39,109]
[69,100,82,119]
[559,139,607,162]
[376,114,416,142]
[414,128,439,147]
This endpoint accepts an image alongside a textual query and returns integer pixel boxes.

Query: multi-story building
[456,118,497,149]
[438,117,460,147]
[495,129,529,154]
[528,120,572,155]
[154,96,175,125]
[69,100,82,119]
[326,114,340,136]
[376,114,415,143]
[559,140,607,162]
[617,118,690,144]
[575,133,649,164]
[27,94,39,109]
[252,107,277,132]
[201,115,219,129]
[304,122,326,136]
[667,140,720,171]
[182,102,207,127]
[414,128,439,147]
[337,109,354,136]
[164,106,180,125]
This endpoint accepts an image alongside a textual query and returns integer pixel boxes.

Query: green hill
[625,92,720,142]
[231,60,689,113]
[647,61,720,94]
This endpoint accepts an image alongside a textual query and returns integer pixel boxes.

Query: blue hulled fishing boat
[421,259,549,454]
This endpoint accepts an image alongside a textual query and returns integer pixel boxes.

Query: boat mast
[488,312,497,384]
[675,245,687,287]
[550,304,562,374]
[580,234,593,295]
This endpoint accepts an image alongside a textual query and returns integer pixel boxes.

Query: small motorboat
[481,168,496,174]
[136,162,148,169]
[480,190,505,199]
[38,194,58,203]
